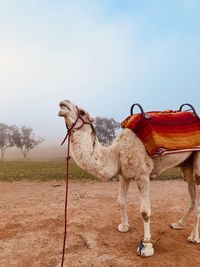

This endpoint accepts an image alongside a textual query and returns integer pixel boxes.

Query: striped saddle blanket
[121,108,200,157]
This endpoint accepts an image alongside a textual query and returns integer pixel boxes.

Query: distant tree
[12,126,44,159]
[94,117,120,145]
[0,123,15,160]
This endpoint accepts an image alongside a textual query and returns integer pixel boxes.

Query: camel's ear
[85,111,95,123]
[79,109,94,123]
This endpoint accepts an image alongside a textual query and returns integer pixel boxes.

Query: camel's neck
[69,125,119,180]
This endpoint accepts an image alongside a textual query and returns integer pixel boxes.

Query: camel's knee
[117,197,126,208]
[118,202,125,210]
[197,204,200,215]
[194,174,200,185]
[141,209,151,222]
[189,202,195,212]
[193,153,200,184]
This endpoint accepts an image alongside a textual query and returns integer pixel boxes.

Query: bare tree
[12,126,44,159]
[0,123,15,160]
[94,117,120,145]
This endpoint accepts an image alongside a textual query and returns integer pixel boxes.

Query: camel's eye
[80,110,85,116]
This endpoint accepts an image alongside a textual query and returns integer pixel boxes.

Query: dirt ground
[0,180,200,267]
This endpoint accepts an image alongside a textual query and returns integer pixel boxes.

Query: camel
[58,99,200,257]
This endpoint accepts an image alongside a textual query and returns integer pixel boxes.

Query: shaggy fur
[58,99,200,257]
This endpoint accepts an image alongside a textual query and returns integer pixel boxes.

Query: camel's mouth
[59,100,72,111]
[58,101,71,116]
[59,103,69,109]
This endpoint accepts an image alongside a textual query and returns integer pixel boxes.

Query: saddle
[121,103,200,157]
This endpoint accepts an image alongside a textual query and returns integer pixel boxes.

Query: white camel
[58,99,200,257]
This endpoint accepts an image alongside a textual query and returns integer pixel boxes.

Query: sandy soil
[0,180,200,267]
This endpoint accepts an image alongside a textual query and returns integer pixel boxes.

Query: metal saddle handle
[179,103,198,117]
[130,103,150,118]
[130,103,198,118]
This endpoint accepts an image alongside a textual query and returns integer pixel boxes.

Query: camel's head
[58,99,94,128]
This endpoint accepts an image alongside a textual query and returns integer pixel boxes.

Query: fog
[4,141,66,161]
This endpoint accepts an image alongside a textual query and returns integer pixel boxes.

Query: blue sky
[0,0,200,143]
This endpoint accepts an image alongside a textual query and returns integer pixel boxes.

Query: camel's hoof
[187,233,200,244]
[170,222,183,230]
[117,223,129,233]
[137,240,154,257]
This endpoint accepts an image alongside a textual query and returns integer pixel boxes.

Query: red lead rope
[60,132,71,267]
[59,107,91,266]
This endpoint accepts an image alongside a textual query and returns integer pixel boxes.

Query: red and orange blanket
[121,107,200,157]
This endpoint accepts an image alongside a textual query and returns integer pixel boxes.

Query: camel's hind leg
[187,151,200,243]
[170,164,196,230]
[117,176,130,233]
[170,160,200,243]
[187,184,200,243]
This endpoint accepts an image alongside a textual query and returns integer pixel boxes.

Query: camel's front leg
[117,176,130,232]
[188,184,200,243]
[136,176,154,257]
